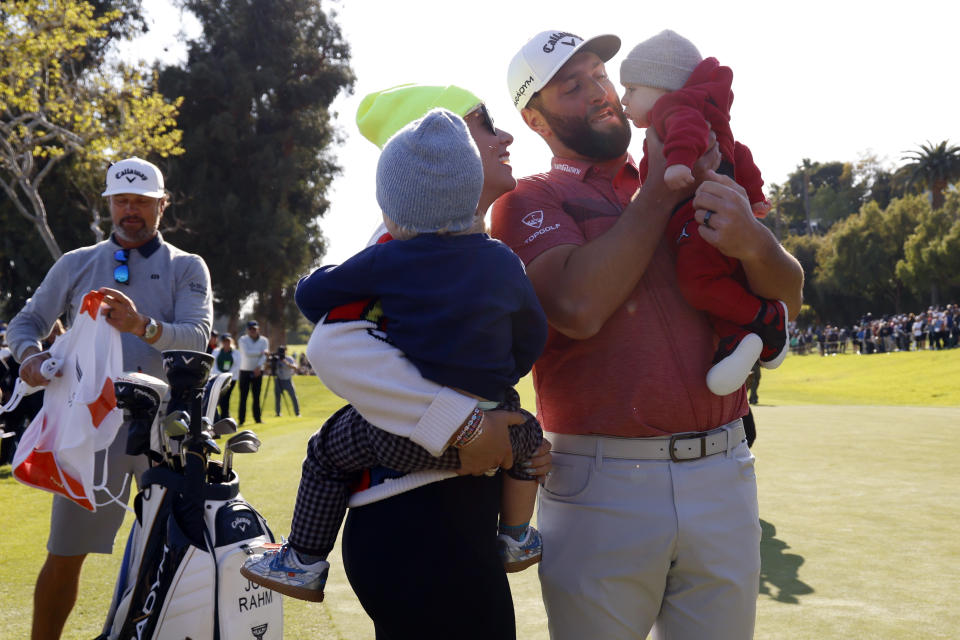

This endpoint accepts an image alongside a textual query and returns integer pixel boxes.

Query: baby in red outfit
[620,29,788,396]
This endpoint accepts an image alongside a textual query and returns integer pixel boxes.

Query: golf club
[226,429,260,446]
[211,417,238,438]
[201,436,221,456]
[223,437,261,479]
[163,411,190,469]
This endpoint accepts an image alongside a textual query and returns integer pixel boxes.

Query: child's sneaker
[240,541,329,602]
[706,331,763,396]
[497,526,542,573]
[747,299,789,369]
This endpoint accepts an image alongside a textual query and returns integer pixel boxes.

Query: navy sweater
[295,233,547,402]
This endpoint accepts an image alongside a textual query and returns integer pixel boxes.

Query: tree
[0,156,98,316]
[781,232,824,317]
[158,0,354,341]
[0,0,183,261]
[895,190,960,305]
[901,140,960,210]
[800,158,813,234]
[776,159,866,236]
[853,152,909,211]
[816,196,925,316]
[808,162,865,230]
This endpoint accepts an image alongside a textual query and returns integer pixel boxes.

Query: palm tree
[801,158,814,234]
[767,182,787,240]
[901,140,960,210]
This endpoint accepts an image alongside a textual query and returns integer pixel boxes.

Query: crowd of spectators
[789,304,960,356]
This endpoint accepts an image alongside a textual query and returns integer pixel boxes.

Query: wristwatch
[142,317,159,340]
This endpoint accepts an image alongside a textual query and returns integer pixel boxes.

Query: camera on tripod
[261,345,298,417]
[266,346,285,375]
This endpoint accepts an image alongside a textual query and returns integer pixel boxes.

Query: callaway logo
[231,514,254,533]
[542,32,581,53]
[251,623,268,640]
[522,211,544,229]
[115,168,148,183]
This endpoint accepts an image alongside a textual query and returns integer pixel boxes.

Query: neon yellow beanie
[356,83,483,149]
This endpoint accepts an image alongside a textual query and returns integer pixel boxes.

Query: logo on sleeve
[522,211,544,229]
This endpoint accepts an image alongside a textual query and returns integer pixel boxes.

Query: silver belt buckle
[668,432,708,462]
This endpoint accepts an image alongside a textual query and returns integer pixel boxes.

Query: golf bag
[98,350,282,640]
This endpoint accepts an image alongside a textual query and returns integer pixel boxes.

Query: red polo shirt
[491,154,746,437]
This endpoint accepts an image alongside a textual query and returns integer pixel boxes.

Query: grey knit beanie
[620,30,702,91]
[376,108,483,235]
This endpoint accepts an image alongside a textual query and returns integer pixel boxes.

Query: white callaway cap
[102,157,166,198]
[507,30,621,111]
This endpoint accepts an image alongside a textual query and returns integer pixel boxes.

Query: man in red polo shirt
[492,31,803,640]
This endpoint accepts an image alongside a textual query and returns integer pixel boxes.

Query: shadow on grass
[0,465,10,480]
[759,519,814,603]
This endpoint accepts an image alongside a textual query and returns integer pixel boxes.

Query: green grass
[752,404,960,639]
[756,347,960,406]
[1,348,958,638]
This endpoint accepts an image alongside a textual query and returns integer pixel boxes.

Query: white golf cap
[101,157,166,198]
[508,30,621,111]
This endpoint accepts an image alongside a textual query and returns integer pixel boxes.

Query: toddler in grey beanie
[620,29,702,94]
[619,30,704,190]
[617,29,768,214]
[376,108,483,239]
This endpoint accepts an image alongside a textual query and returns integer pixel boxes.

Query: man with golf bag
[5,158,213,639]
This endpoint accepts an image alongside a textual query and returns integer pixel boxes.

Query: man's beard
[113,220,157,245]
[540,102,631,161]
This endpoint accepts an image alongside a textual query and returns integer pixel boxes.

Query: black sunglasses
[473,104,497,136]
[113,248,130,285]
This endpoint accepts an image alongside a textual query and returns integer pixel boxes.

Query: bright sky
[140,0,958,264]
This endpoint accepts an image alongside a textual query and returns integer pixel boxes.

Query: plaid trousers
[289,387,542,557]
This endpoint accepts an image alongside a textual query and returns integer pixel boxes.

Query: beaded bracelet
[454,407,485,449]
